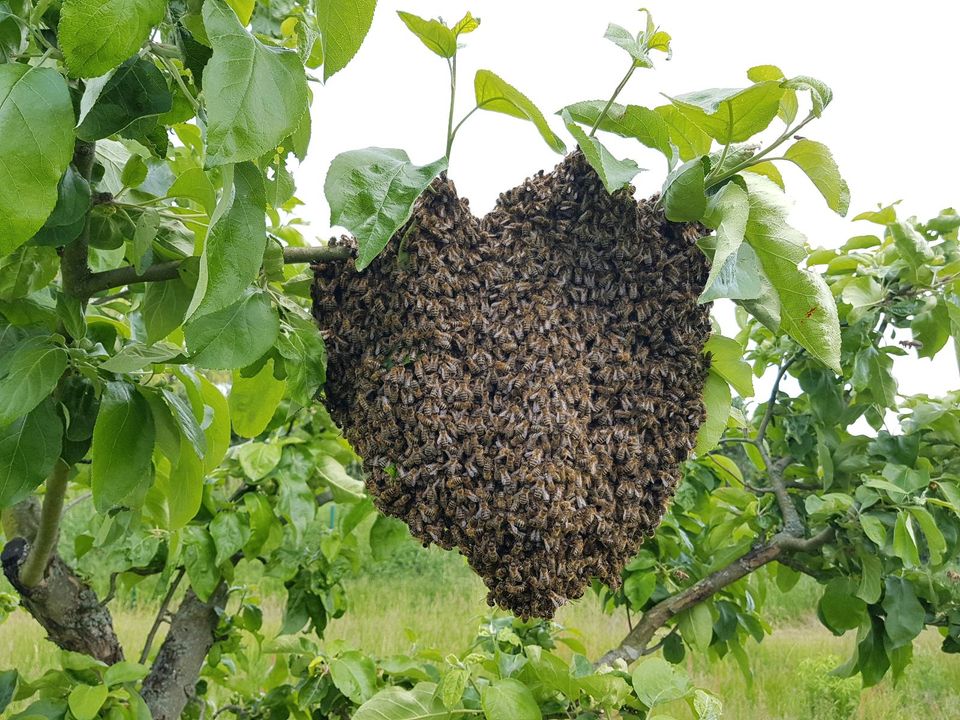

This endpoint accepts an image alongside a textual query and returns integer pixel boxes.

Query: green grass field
[3,546,958,719]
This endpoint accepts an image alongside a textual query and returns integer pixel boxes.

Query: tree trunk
[140,584,228,720]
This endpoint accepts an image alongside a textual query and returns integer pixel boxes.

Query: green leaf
[911,297,951,359]
[631,657,689,708]
[623,571,656,609]
[182,526,221,601]
[76,57,172,141]
[194,162,267,317]
[882,577,924,649]
[60,0,166,77]
[229,359,285,438]
[103,661,149,686]
[185,290,280,369]
[661,156,707,222]
[99,341,182,373]
[856,551,882,604]
[0,399,63,508]
[908,506,946,566]
[742,174,841,373]
[157,438,204,529]
[0,669,17,714]
[746,64,796,122]
[703,334,753,397]
[210,511,250,566]
[330,651,378,704]
[782,139,849,216]
[859,513,887,548]
[481,678,541,720]
[237,441,281,481]
[669,82,784,144]
[0,65,74,257]
[841,276,884,309]
[474,70,566,154]
[452,12,480,36]
[655,104,712,161]
[317,0,376,81]
[699,236,765,305]
[893,511,920,568]
[603,16,670,69]
[397,11,456,58]
[353,684,451,720]
[890,220,934,271]
[67,684,108,720]
[143,278,194,344]
[678,603,713,652]
[0,336,67,425]
[168,167,217,216]
[561,110,641,193]
[203,0,309,166]
[91,381,156,511]
[0,246,59,300]
[370,514,411,561]
[852,346,897,407]
[197,374,230,472]
[317,455,365,502]
[818,578,866,634]
[277,313,327,404]
[781,75,833,117]
[31,165,92,247]
[744,161,784,189]
[560,101,672,161]
[325,147,447,270]
[700,181,751,301]
[694,369,730,455]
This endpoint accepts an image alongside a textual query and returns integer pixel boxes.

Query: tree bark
[140,584,228,720]
[1,537,124,664]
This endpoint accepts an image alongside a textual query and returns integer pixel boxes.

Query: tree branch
[140,567,186,664]
[79,245,353,297]
[18,460,70,587]
[60,141,96,299]
[756,355,798,443]
[597,526,835,666]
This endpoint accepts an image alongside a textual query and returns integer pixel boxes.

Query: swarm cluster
[312,152,711,618]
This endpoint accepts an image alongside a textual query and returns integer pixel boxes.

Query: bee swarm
[312,152,711,619]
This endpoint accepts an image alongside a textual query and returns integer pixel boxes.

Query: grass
[2,546,959,719]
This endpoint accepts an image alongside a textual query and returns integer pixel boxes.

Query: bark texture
[1,537,124,664]
[140,585,228,720]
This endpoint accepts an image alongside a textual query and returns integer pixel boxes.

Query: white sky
[295,0,960,399]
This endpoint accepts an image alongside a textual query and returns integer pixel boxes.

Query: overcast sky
[294,0,960,399]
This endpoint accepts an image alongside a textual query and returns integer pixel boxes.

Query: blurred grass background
[3,539,958,720]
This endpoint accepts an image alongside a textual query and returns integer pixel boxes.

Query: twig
[756,356,798,444]
[81,245,353,297]
[139,567,186,664]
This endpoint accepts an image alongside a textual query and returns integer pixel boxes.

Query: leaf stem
[588,62,637,137]
[157,55,201,117]
[449,105,479,148]
[706,113,815,188]
[18,461,71,588]
[444,54,458,160]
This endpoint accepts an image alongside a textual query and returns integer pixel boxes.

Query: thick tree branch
[79,245,353,297]
[141,584,229,720]
[60,141,96,299]
[597,526,834,666]
[2,537,124,664]
[18,460,70,587]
